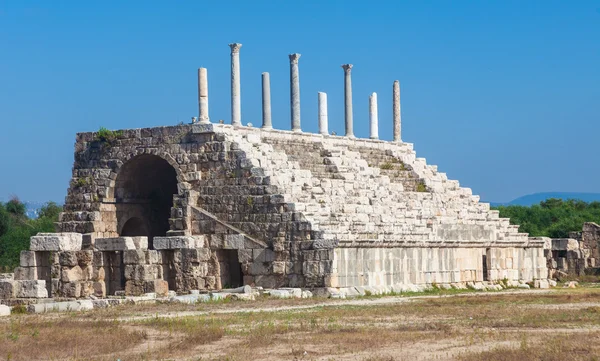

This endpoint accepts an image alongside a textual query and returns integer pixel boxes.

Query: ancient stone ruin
[0,44,549,301]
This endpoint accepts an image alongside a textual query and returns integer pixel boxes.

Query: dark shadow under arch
[115,154,178,248]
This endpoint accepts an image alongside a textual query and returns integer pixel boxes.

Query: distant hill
[490,192,600,207]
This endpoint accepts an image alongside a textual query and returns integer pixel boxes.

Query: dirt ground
[1,286,600,361]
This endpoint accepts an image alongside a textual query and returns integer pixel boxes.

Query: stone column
[289,53,301,132]
[318,92,328,135]
[393,80,401,142]
[197,68,210,124]
[342,64,354,137]
[261,72,272,129]
[369,92,378,139]
[229,43,242,126]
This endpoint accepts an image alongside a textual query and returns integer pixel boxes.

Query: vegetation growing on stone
[0,198,62,270]
[493,198,600,238]
[94,127,123,143]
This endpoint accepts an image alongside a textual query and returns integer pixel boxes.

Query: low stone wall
[331,245,547,288]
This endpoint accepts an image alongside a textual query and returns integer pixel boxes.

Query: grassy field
[1,287,600,360]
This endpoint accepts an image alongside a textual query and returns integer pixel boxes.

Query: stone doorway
[115,154,178,249]
[218,250,244,288]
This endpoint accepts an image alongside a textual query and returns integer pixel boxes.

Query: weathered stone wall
[50,123,547,292]
[332,245,546,288]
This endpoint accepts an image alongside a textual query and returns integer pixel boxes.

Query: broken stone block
[0,280,17,299]
[59,251,78,267]
[92,251,106,267]
[0,273,13,280]
[20,251,39,267]
[30,233,82,251]
[144,280,169,297]
[16,280,48,298]
[125,280,145,296]
[61,266,83,283]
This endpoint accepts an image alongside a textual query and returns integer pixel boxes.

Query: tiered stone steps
[221,127,527,245]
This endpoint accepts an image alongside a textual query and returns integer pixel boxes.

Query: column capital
[229,43,242,53]
[341,64,353,73]
[289,53,301,64]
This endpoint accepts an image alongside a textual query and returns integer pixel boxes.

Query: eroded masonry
[0,44,550,300]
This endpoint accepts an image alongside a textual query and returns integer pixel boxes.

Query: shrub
[95,127,123,143]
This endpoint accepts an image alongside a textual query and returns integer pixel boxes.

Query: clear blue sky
[0,1,598,204]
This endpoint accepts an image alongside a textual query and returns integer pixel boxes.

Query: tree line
[0,198,61,271]
[493,198,600,238]
[0,197,598,271]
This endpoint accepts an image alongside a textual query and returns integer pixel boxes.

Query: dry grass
[1,287,600,360]
[0,317,146,361]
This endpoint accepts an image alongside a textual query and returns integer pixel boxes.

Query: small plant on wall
[95,127,123,143]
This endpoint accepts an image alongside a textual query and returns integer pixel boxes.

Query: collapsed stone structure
[0,44,549,300]
[543,222,600,278]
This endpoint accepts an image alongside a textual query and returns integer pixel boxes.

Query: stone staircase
[217,126,527,246]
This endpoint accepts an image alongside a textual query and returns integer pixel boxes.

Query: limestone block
[223,234,244,249]
[16,280,48,298]
[94,237,138,251]
[147,250,163,264]
[29,233,82,252]
[79,281,95,297]
[93,281,106,297]
[14,267,37,280]
[124,265,161,281]
[154,236,202,250]
[144,280,169,297]
[0,305,10,316]
[123,250,147,265]
[125,280,145,296]
[60,282,81,298]
[253,249,274,263]
[59,251,79,267]
[272,261,286,274]
[20,251,39,267]
[76,250,94,266]
[176,249,211,264]
[238,249,253,263]
[132,236,148,249]
[93,251,106,267]
[0,273,13,280]
[0,280,17,299]
[61,266,83,283]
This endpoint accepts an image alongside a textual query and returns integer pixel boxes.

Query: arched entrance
[115,154,178,248]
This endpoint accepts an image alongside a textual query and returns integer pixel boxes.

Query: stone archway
[115,154,178,248]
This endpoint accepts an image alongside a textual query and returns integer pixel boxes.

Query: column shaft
[197,68,209,124]
[261,72,272,129]
[289,53,301,132]
[369,92,378,139]
[318,92,328,135]
[229,43,242,126]
[342,64,354,137]
[393,80,401,142]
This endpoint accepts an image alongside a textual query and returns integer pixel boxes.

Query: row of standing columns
[196,44,402,141]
